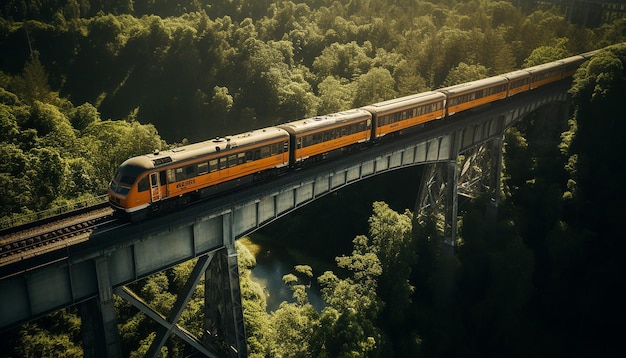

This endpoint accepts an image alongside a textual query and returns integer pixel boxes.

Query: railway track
[0,204,117,266]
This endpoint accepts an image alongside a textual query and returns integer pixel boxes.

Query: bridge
[0,81,573,357]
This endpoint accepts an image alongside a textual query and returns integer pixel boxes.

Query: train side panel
[361,92,446,139]
[162,141,289,198]
[559,55,586,79]
[439,77,509,116]
[279,109,372,165]
[295,130,370,161]
[501,70,531,96]
[526,61,563,89]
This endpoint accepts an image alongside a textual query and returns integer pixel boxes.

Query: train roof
[122,127,289,170]
[559,55,587,67]
[500,69,531,81]
[278,109,371,135]
[523,60,563,74]
[361,91,446,116]
[438,76,508,96]
[579,49,599,59]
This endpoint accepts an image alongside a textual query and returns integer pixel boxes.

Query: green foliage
[10,53,54,104]
[523,38,571,66]
[7,309,83,357]
[0,80,163,219]
[442,62,489,86]
[352,67,396,107]
[2,0,612,143]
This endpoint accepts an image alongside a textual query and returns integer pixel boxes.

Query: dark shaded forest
[1,0,625,357]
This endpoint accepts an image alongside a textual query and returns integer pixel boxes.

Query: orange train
[109,51,596,220]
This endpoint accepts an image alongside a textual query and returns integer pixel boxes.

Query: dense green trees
[0,69,163,222]
[1,0,617,143]
[242,202,415,357]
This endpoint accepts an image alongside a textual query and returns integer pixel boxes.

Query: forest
[0,0,625,357]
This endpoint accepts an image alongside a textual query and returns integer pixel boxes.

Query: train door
[149,172,161,203]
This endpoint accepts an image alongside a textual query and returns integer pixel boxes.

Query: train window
[186,165,196,177]
[238,152,246,164]
[209,159,218,172]
[175,167,185,181]
[512,78,529,87]
[160,171,167,185]
[167,169,176,183]
[118,174,135,186]
[198,162,209,175]
[228,154,238,167]
[219,157,228,169]
[138,177,149,192]
[261,146,270,158]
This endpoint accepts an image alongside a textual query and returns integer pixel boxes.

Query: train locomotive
[108,51,596,220]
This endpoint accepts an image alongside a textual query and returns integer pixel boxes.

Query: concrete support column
[80,256,121,358]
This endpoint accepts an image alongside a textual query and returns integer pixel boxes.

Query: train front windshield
[109,164,145,196]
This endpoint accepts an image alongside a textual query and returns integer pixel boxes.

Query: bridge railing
[0,194,109,231]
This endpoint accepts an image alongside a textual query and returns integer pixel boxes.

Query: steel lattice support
[113,253,219,358]
[415,136,504,251]
[457,137,503,204]
[204,245,247,357]
[415,160,458,248]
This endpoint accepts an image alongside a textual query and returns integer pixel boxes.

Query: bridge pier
[80,256,122,358]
